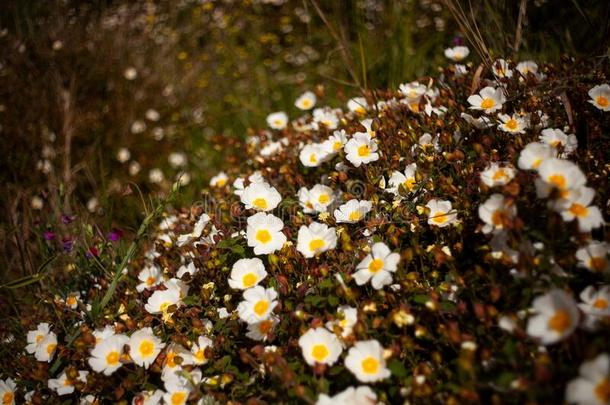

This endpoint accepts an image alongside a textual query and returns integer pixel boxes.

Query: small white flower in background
[128,328,165,369]
[246,315,279,341]
[0,378,16,405]
[344,132,379,167]
[237,286,278,324]
[480,162,516,187]
[518,142,555,170]
[492,59,513,78]
[48,370,88,396]
[321,129,349,155]
[299,327,343,367]
[588,84,610,111]
[145,287,181,315]
[387,163,417,195]
[92,325,115,344]
[347,97,368,115]
[88,333,129,376]
[478,194,517,234]
[576,241,609,273]
[444,45,469,61]
[266,111,288,130]
[565,353,610,405]
[152,127,164,141]
[64,291,80,309]
[426,199,458,227]
[210,171,228,187]
[246,212,287,255]
[31,196,44,210]
[309,184,335,213]
[555,187,604,232]
[123,67,137,80]
[461,113,492,129]
[176,262,197,279]
[316,386,377,405]
[161,343,193,377]
[497,113,528,134]
[190,336,213,365]
[240,181,282,211]
[130,120,146,134]
[353,242,400,290]
[176,213,210,247]
[344,340,391,382]
[399,81,427,102]
[299,143,330,167]
[334,199,373,224]
[145,108,160,122]
[312,107,340,130]
[26,322,52,354]
[116,147,131,163]
[35,332,57,362]
[298,187,316,214]
[516,60,539,77]
[526,289,579,345]
[538,158,586,193]
[539,128,578,155]
[325,306,358,338]
[467,86,506,114]
[228,258,267,290]
[148,168,164,184]
[87,197,100,213]
[578,285,610,330]
[128,161,141,176]
[295,91,316,110]
[168,152,187,168]
[260,140,283,157]
[296,221,337,258]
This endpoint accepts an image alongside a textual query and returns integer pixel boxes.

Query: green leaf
[388,359,408,378]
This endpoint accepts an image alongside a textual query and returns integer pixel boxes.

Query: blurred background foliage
[0,0,608,276]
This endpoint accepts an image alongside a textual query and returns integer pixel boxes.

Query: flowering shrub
[2,47,610,405]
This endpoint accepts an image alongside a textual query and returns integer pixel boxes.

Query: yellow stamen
[309,239,325,252]
[361,357,379,374]
[242,273,257,288]
[139,340,154,357]
[311,344,329,362]
[368,258,384,273]
[106,350,120,366]
[255,229,271,244]
[254,300,269,317]
[357,145,371,157]
[252,198,268,210]
[480,98,495,109]
[548,310,571,333]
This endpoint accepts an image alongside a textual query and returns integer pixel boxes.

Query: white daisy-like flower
[260,141,283,157]
[168,152,187,168]
[246,315,279,341]
[539,128,578,154]
[189,336,213,365]
[538,158,587,193]
[298,187,316,214]
[497,113,527,134]
[576,241,610,273]
[136,265,163,292]
[492,59,513,78]
[588,84,610,111]
[161,343,193,377]
[144,287,181,315]
[444,45,469,61]
[347,97,368,115]
[325,306,358,338]
[299,143,330,167]
[461,113,492,129]
[565,353,610,405]
[426,199,458,227]
[128,328,165,369]
[480,163,516,187]
[246,212,287,255]
[516,61,540,77]
[35,332,57,362]
[237,286,278,324]
[92,325,115,344]
[209,171,228,187]
[0,378,16,405]
[228,258,267,290]
[387,163,417,195]
[116,147,131,163]
[240,181,282,212]
[526,289,579,345]
[312,108,339,130]
[296,222,337,258]
[321,129,349,155]
[556,187,604,232]
[578,285,610,331]
[25,322,52,354]
[399,81,427,102]
[353,242,400,290]
[148,168,164,184]
[467,87,506,114]
[176,262,197,279]
[299,327,343,366]
[48,370,88,396]
[295,91,316,110]
[478,194,517,234]
[334,199,373,224]
[518,142,555,170]
[88,333,129,376]
[316,386,377,405]
[344,132,379,167]
[266,111,288,130]
[344,340,391,382]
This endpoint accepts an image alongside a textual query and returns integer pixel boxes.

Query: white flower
[296,222,337,258]
[123,67,137,80]
[518,142,555,170]
[132,390,164,405]
[347,97,368,115]
[145,108,160,121]
[48,370,88,396]
[34,332,57,362]
[148,168,164,184]
[387,163,417,195]
[556,187,604,232]
[538,158,587,192]
[168,152,187,168]
[578,285,610,330]
[88,334,129,375]
[426,199,458,227]
[129,161,141,176]
[266,112,288,130]
[516,61,539,76]
[444,45,469,61]
[344,340,391,382]
[576,241,609,273]
[237,286,278,324]
[467,87,506,114]
[92,325,115,344]
[145,287,181,315]
[526,289,579,345]
[334,199,373,224]
[344,132,379,167]
[321,129,349,155]
[210,172,228,187]
[588,84,610,111]
[492,59,513,78]
[295,91,317,110]
[176,262,198,279]
[246,315,279,341]
[480,163,516,187]
[246,212,287,255]
[307,184,335,213]
[176,213,210,247]
[312,107,339,130]
[478,194,517,234]
[565,353,610,405]
[399,81,427,102]
[360,119,376,139]
[116,147,131,163]
[316,386,377,405]
[497,113,527,134]
[228,258,267,290]
[131,120,146,134]
[136,265,163,292]
[128,328,165,368]
[26,322,51,354]
[260,141,283,157]
[461,113,492,129]
[298,327,343,366]
[353,242,400,290]
[325,306,358,338]
[190,336,213,365]
[161,343,193,377]
[299,144,330,167]
[540,128,578,154]
[240,181,282,212]
[0,378,16,405]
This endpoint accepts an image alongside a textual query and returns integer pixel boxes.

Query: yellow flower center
[2,392,13,405]
[242,272,258,288]
[311,344,329,362]
[309,238,326,252]
[258,319,273,334]
[46,343,56,355]
[410,102,420,112]
[548,310,571,333]
[590,257,607,272]
[361,356,379,374]
[480,98,495,109]
[357,145,371,157]
[255,229,272,244]
[166,351,178,368]
[146,276,156,286]
[318,194,330,204]
[195,349,206,362]
[216,178,227,187]
[432,211,448,224]
[548,174,566,190]
[505,119,518,130]
[36,334,44,343]
[569,203,588,217]
[171,391,187,405]
[273,119,283,127]
[368,258,384,273]
[309,153,317,163]
[139,340,155,358]
[348,211,362,221]
[106,350,120,366]
[254,300,269,317]
[333,141,342,151]
[595,378,610,403]
[252,198,268,210]
[596,95,609,108]
[491,209,508,227]
[532,158,542,169]
[301,99,312,108]
[593,298,609,309]
[492,169,507,181]
[403,178,415,191]
[66,296,77,306]
[159,302,171,313]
